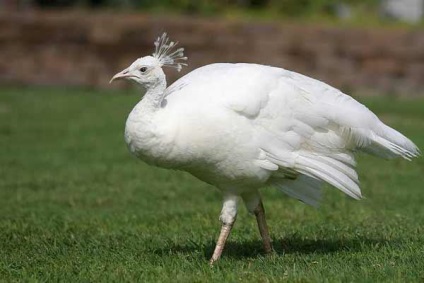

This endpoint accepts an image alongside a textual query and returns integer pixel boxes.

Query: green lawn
[0,87,423,282]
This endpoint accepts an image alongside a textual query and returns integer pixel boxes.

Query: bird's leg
[253,199,273,254]
[242,191,273,254]
[210,195,238,265]
[209,223,233,265]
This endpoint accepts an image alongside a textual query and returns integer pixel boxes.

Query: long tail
[269,123,419,206]
[363,123,420,160]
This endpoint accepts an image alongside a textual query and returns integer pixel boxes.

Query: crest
[153,33,188,72]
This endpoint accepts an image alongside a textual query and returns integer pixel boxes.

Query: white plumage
[110,33,419,263]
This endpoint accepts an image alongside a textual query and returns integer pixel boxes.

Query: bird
[110,33,419,264]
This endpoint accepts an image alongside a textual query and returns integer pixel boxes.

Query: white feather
[119,61,419,205]
[110,35,421,262]
[271,174,323,207]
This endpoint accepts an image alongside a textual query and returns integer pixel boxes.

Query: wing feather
[165,63,418,205]
[251,68,418,204]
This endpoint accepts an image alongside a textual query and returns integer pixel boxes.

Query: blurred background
[0,0,423,95]
[1,1,424,281]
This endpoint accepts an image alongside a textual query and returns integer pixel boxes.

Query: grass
[0,86,423,282]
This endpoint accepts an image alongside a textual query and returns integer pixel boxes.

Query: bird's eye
[139,67,147,73]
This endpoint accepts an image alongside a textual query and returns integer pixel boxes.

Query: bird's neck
[138,79,167,114]
[125,78,174,167]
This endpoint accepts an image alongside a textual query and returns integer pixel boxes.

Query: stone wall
[1,11,423,95]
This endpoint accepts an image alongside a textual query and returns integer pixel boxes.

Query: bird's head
[110,33,187,89]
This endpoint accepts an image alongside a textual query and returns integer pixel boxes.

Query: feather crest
[153,33,188,72]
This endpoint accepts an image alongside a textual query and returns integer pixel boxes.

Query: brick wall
[0,11,423,95]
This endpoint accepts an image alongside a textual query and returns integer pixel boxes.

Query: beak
[109,68,130,84]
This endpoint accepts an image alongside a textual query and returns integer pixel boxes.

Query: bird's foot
[209,257,218,266]
[264,244,274,255]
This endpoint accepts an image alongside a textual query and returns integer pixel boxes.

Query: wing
[252,69,419,205]
[165,63,419,205]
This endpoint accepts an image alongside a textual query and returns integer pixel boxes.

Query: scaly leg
[253,199,273,254]
[210,195,238,265]
[209,223,234,265]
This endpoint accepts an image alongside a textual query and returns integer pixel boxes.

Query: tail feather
[264,115,419,206]
[365,124,420,160]
[314,155,358,182]
[268,150,361,205]
[296,153,361,199]
[271,174,322,207]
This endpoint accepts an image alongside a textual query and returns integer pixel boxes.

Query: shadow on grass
[151,235,398,260]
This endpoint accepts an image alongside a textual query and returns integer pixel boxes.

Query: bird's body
[110,34,419,264]
[124,62,418,202]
